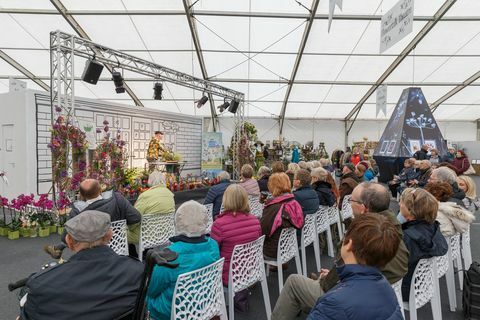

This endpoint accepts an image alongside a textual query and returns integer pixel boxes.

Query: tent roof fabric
[0,0,479,121]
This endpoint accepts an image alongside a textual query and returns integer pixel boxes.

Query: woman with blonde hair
[286,162,300,188]
[399,188,448,301]
[458,175,480,213]
[261,173,304,258]
[211,184,262,286]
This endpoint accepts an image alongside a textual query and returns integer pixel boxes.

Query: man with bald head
[271,182,409,320]
[44,178,141,258]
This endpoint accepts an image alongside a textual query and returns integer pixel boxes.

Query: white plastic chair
[391,279,405,319]
[316,206,335,257]
[435,234,460,312]
[138,212,175,261]
[403,258,442,320]
[340,195,353,235]
[171,258,227,320]
[204,204,214,234]
[228,236,271,320]
[328,206,342,239]
[109,219,129,256]
[300,213,321,276]
[460,226,472,290]
[248,195,263,219]
[264,228,302,293]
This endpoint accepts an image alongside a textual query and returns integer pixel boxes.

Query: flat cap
[65,210,111,242]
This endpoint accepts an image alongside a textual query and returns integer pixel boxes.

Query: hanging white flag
[328,0,343,33]
[380,0,414,53]
[376,85,387,117]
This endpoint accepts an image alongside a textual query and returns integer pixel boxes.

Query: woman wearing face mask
[451,150,470,175]
[458,175,480,213]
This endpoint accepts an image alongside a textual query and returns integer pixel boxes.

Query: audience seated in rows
[458,175,480,213]
[210,184,262,286]
[311,168,336,207]
[261,173,304,259]
[307,214,403,320]
[338,164,360,208]
[21,211,143,320]
[44,178,141,259]
[146,201,220,320]
[128,170,175,244]
[293,169,320,216]
[204,171,231,218]
[429,166,466,207]
[239,164,260,197]
[398,188,448,301]
[424,182,474,237]
[257,166,271,193]
[271,183,408,319]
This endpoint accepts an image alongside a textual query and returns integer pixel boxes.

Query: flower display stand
[8,230,19,240]
[19,227,30,237]
[38,227,50,237]
[0,226,8,236]
[49,225,57,233]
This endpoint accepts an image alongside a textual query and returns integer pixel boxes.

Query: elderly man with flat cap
[19,211,143,320]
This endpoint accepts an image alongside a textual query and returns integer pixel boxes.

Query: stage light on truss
[228,98,240,114]
[153,82,163,100]
[195,92,209,108]
[112,70,125,94]
[217,98,230,113]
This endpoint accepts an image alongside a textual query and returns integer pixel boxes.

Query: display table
[146,161,187,178]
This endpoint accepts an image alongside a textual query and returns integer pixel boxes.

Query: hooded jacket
[294,185,320,216]
[308,264,403,320]
[312,181,336,207]
[401,220,448,300]
[436,201,475,236]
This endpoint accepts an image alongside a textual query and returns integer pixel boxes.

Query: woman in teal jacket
[146,200,220,320]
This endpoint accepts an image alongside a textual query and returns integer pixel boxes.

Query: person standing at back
[413,144,429,160]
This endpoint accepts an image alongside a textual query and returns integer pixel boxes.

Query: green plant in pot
[8,209,21,240]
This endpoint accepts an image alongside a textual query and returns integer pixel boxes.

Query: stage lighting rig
[195,92,209,108]
[112,70,125,93]
[153,82,163,100]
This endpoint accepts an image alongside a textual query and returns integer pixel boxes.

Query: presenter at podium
[147,131,167,171]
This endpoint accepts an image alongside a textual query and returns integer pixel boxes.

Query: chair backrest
[327,206,340,225]
[204,204,214,233]
[229,236,266,293]
[436,233,461,278]
[301,214,317,248]
[171,258,225,320]
[276,228,299,264]
[248,196,263,219]
[340,195,353,221]
[316,206,330,233]
[140,212,175,250]
[109,219,129,256]
[450,232,461,260]
[410,258,435,309]
[391,279,403,309]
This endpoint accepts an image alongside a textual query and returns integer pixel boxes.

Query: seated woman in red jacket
[210,184,262,286]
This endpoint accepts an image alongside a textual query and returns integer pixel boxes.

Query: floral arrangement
[163,151,182,162]
[48,106,88,194]
[165,174,219,192]
[117,168,149,199]
[227,121,257,173]
[90,121,127,191]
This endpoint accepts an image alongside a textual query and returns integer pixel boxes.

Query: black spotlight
[82,59,103,85]
[217,99,230,113]
[195,94,209,108]
[112,71,125,94]
[228,98,240,114]
[153,82,163,100]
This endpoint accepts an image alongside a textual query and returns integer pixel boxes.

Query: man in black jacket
[44,179,141,258]
[20,211,143,320]
[293,169,320,216]
[414,144,429,160]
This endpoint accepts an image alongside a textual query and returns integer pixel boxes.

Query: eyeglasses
[348,198,363,205]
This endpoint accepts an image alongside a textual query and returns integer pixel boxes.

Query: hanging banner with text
[376,85,387,117]
[201,132,223,173]
[380,0,414,53]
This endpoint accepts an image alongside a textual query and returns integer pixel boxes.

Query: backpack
[463,261,480,319]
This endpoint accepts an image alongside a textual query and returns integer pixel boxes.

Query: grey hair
[175,200,208,237]
[319,158,329,166]
[357,182,390,213]
[217,171,231,181]
[311,161,321,168]
[311,167,328,181]
[148,170,166,187]
[433,167,457,184]
[257,166,271,178]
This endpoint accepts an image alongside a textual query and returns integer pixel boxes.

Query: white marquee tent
[0,0,479,143]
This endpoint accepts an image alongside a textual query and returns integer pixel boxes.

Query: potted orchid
[55,192,71,235]
[10,194,35,239]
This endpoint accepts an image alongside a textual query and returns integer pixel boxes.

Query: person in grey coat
[19,211,144,320]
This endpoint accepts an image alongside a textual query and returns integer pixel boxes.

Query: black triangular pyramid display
[373,87,447,182]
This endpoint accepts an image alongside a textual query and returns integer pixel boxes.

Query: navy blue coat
[312,181,336,207]
[401,220,448,300]
[294,185,320,216]
[308,264,403,320]
[204,180,231,217]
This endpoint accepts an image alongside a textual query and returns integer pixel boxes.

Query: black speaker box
[82,59,104,85]
[228,99,240,114]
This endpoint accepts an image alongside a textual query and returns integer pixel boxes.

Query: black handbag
[463,261,480,319]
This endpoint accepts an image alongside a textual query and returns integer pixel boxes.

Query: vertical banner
[201,132,223,174]
[376,85,387,117]
[380,0,414,53]
[328,0,343,32]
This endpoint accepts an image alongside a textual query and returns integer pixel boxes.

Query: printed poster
[201,132,223,171]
